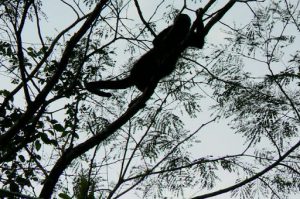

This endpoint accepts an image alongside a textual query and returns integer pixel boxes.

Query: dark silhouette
[85,12,204,97]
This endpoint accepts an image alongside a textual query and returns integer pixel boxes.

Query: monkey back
[130,14,191,91]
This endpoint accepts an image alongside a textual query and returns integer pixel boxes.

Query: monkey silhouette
[85,12,204,97]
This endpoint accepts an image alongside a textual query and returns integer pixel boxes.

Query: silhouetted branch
[0,0,110,153]
[134,0,157,37]
[39,82,154,198]
[191,139,300,199]
[0,188,41,199]
[202,0,236,37]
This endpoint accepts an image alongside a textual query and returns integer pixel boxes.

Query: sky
[18,1,264,198]
[3,0,300,198]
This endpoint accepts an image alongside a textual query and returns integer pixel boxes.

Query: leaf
[35,140,41,151]
[18,155,25,162]
[58,193,72,199]
[53,123,65,132]
[40,133,52,144]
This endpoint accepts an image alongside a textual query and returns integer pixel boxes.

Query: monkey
[85,11,205,98]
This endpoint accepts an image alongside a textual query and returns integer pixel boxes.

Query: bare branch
[134,0,157,37]
[191,139,300,199]
[0,0,110,153]
[39,79,155,198]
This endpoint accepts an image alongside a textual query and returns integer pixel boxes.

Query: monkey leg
[85,77,133,97]
[128,76,158,107]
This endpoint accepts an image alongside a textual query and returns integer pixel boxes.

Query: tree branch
[202,0,236,37]
[15,0,33,104]
[133,0,157,38]
[0,0,110,152]
[39,82,155,198]
[0,188,40,199]
[0,14,89,120]
[191,139,300,199]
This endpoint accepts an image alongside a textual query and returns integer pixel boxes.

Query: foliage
[0,0,299,199]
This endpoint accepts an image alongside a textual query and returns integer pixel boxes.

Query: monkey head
[174,14,191,28]
[169,14,191,44]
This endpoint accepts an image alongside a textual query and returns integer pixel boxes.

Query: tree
[0,0,299,198]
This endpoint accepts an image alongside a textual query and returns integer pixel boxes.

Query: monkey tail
[85,77,133,97]
[86,77,133,89]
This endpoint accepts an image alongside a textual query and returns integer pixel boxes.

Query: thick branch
[39,1,237,198]
[0,14,88,114]
[202,0,236,37]
[39,82,155,199]
[0,0,110,150]
[15,1,33,104]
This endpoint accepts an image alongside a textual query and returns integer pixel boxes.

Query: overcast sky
[2,0,299,198]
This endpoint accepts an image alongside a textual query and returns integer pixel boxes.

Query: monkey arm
[188,8,205,48]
